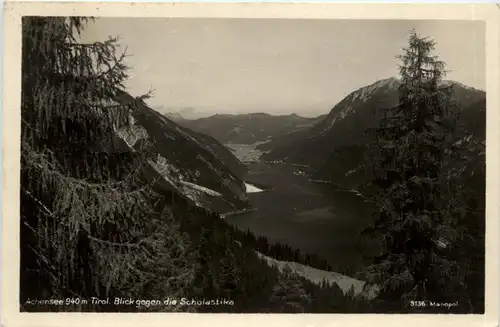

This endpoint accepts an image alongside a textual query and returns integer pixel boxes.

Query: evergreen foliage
[21,16,195,311]
[361,29,485,312]
[228,225,333,272]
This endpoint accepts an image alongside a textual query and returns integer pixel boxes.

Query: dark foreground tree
[20,17,195,311]
[361,29,475,310]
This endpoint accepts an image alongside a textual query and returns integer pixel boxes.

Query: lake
[226,161,379,276]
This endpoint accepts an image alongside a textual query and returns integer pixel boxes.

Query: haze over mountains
[181,113,326,145]
[175,77,485,169]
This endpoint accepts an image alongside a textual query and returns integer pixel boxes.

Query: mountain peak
[365,77,400,91]
[248,112,271,117]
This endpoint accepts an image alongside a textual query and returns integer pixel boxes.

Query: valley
[150,74,485,309]
[225,143,267,163]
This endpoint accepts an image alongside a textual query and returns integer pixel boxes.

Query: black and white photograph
[3,3,498,321]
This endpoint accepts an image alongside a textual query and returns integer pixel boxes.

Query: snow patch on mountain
[244,183,264,193]
[231,240,377,299]
[147,153,225,208]
[180,181,222,197]
[115,114,149,148]
[148,154,182,185]
[255,251,378,299]
[148,154,205,207]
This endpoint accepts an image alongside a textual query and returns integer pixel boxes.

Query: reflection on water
[227,162,379,276]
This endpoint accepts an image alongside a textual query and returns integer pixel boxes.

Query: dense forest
[19,17,484,314]
[228,225,334,272]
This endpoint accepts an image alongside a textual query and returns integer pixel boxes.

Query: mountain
[114,91,249,213]
[183,128,249,178]
[261,77,486,189]
[181,112,324,145]
[163,112,185,122]
[257,78,400,158]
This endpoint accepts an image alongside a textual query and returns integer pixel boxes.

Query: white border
[2,3,499,327]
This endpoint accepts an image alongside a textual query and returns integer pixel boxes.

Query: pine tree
[218,232,243,299]
[361,29,468,308]
[270,267,310,312]
[20,17,194,311]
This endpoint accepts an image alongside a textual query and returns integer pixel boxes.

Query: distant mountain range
[147,76,485,195]
[181,112,326,145]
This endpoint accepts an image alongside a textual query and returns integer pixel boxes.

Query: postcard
[1,2,499,327]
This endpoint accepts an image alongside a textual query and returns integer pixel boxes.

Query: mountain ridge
[181,112,324,145]
[261,78,486,170]
[114,90,249,213]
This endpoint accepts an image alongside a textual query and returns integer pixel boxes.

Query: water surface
[227,161,378,275]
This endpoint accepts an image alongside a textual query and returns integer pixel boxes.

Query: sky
[81,18,485,119]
